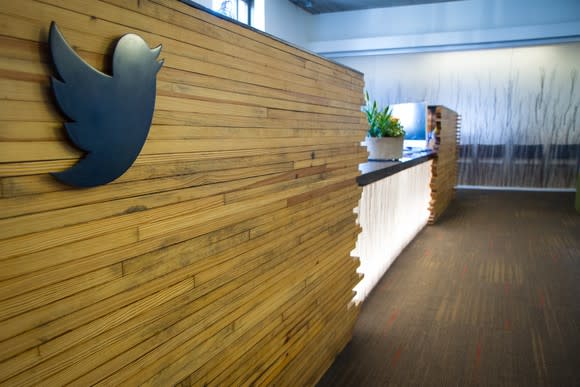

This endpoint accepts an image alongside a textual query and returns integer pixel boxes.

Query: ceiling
[288,0,463,14]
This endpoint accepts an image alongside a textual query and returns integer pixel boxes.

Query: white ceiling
[288,0,464,14]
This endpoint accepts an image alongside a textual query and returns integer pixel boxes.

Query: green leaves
[363,91,405,138]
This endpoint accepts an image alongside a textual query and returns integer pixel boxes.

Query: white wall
[194,1,580,53]
[337,43,580,144]
[336,43,580,188]
[307,0,580,56]
[263,0,312,47]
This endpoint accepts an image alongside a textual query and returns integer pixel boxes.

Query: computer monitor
[390,102,427,149]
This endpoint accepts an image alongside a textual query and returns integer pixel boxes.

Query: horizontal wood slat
[0,1,364,385]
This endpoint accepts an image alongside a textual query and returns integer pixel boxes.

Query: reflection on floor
[318,189,580,387]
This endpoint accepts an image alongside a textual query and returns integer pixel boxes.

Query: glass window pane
[212,0,254,26]
[213,0,234,18]
[238,1,248,24]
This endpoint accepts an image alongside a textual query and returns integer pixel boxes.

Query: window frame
[213,0,254,27]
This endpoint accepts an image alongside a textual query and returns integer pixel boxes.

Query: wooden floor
[318,189,580,387]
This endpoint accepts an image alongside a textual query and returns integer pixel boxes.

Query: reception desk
[0,1,366,385]
[353,106,459,301]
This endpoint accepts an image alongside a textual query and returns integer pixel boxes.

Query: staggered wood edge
[428,107,460,224]
[0,1,366,385]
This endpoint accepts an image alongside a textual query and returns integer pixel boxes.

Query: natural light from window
[211,0,264,30]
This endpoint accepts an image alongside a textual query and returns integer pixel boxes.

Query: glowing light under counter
[352,160,433,302]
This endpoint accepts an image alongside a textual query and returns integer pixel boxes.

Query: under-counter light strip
[353,161,433,302]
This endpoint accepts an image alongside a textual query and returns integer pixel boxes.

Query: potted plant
[363,91,406,160]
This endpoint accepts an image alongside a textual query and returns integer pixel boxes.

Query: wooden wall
[0,1,367,385]
[429,106,460,224]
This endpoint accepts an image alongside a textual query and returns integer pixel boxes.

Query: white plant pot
[365,136,404,160]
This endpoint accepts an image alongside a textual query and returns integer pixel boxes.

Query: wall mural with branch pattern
[336,42,580,188]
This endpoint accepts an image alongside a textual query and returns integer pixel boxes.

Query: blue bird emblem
[49,22,163,187]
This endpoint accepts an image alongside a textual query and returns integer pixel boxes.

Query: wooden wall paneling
[219,246,358,386]
[108,212,354,387]
[428,106,460,223]
[68,192,358,386]
[210,251,359,385]
[0,1,365,384]
[143,221,359,386]
[0,0,362,106]
[145,0,363,86]
[27,217,348,386]
[0,143,361,202]
[2,177,354,295]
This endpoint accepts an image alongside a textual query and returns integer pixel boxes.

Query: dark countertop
[357,148,437,186]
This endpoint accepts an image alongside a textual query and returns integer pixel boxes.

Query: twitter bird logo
[49,22,163,187]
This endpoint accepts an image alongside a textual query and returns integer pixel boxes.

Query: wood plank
[101,0,358,91]
[224,169,359,205]
[149,0,362,82]
[109,0,361,86]
[0,163,291,239]
[43,202,356,385]
[248,260,358,386]
[0,198,300,358]
[0,170,261,219]
[158,66,363,111]
[2,149,350,197]
[0,195,223,263]
[0,121,63,142]
[0,264,122,322]
[0,1,361,104]
[0,135,363,163]
[0,38,362,112]
[0,198,294,304]
[0,101,63,122]
[0,277,195,384]
[97,218,355,386]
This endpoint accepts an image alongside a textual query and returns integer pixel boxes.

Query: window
[212,0,253,26]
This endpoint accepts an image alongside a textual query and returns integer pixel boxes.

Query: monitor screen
[390,102,427,148]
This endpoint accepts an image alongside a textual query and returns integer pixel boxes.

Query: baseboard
[456,185,576,193]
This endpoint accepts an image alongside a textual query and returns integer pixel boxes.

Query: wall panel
[336,44,580,189]
[0,1,366,385]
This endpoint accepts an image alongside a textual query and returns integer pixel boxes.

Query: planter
[365,136,404,160]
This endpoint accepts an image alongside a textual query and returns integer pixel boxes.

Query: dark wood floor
[318,189,580,387]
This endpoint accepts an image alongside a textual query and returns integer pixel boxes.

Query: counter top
[357,148,436,186]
